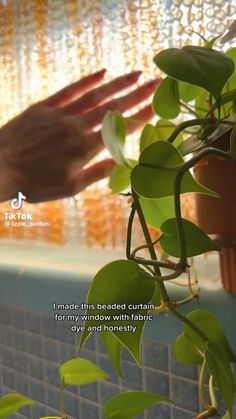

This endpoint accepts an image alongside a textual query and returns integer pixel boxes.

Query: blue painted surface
[1,252,236,418]
[0,263,236,348]
[0,304,236,419]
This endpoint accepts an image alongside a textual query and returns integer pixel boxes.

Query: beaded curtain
[0,0,235,248]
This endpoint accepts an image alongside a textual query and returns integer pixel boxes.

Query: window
[0,0,235,248]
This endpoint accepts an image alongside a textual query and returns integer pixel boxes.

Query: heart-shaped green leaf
[155,119,183,146]
[101,331,124,377]
[131,141,217,199]
[178,81,201,102]
[139,124,159,153]
[150,283,162,306]
[207,89,236,116]
[140,196,175,229]
[79,260,155,355]
[103,391,172,419]
[173,333,203,365]
[195,89,210,116]
[160,219,219,257]
[154,46,234,99]
[109,164,132,193]
[226,48,236,94]
[107,310,147,366]
[183,310,236,363]
[221,48,236,117]
[205,342,234,416]
[140,120,182,153]
[152,77,180,119]
[222,411,231,419]
[102,111,128,165]
[0,394,33,419]
[177,135,203,156]
[59,358,109,385]
[140,124,157,153]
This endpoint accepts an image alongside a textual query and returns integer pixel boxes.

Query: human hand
[0,69,160,203]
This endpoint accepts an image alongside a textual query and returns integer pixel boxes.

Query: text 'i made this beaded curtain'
[0,0,235,248]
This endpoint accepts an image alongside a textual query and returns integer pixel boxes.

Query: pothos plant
[77,27,236,419]
[1,24,236,419]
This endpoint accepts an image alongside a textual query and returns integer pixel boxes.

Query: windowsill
[0,239,223,286]
[0,239,236,349]
[0,239,125,275]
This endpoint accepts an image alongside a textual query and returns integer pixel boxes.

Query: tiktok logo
[10,192,27,210]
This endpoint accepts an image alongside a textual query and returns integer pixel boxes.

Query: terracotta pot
[194,136,236,294]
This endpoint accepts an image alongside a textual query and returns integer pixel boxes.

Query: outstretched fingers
[126,104,154,134]
[81,78,161,130]
[68,103,155,163]
[60,71,142,115]
[43,69,107,108]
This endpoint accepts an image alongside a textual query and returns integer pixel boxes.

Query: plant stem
[141,162,184,171]
[196,407,218,418]
[128,256,176,270]
[167,119,211,143]
[179,100,199,117]
[199,359,212,410]
[126,204,136,260]
[131,235,162,258]
[209,95,214,118]
[131,147,232,341]
[131,190,210,341]
[173,294,198,306]
[132,191,159,270]
[209,375,217,409]
[167,118,236,144]
[126,206,177,278]
[132,190,169,300]
[166,302,208,342]
[163,146,234,341]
